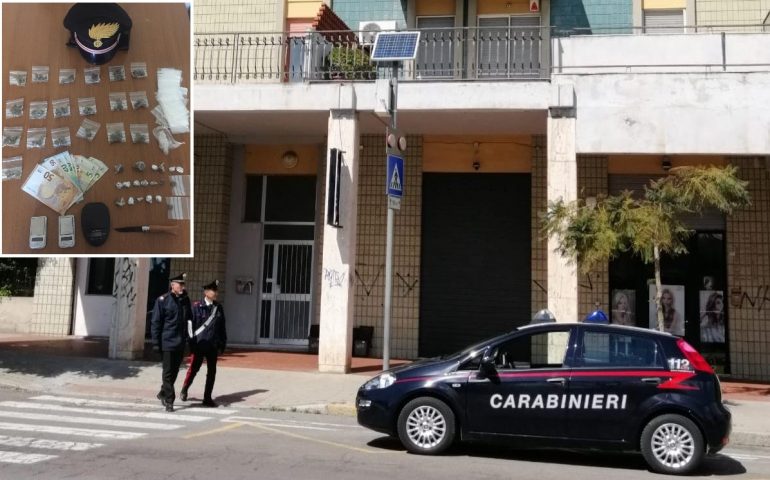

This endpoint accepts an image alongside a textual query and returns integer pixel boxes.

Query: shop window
[87,258,115,296]
[244,175,264,223]
[0,258,38,297]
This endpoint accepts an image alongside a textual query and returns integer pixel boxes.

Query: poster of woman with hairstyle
[611,289,636,326]
[649,284,685,336]
[700,290,725,343]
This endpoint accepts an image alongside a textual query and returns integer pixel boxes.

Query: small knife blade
[115,225,178,234]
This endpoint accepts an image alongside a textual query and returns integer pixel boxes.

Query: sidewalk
[0,334,767,448]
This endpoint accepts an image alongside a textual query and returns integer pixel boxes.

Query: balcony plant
[324,46,377,80]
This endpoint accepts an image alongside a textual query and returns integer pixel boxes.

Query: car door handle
[641,377,662,385]
[547,377,566,386]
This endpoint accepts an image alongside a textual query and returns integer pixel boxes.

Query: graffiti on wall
[323,268,346,288]
[355,264,382,297]
[113,258,137,310]
[731,285,770,311]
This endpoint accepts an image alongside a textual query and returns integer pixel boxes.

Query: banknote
[22,164,81,215]
[42,152,81,191]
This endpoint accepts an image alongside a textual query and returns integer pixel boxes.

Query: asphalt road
[0,388,768,480]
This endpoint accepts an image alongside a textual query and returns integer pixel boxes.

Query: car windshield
[442,330,517,360]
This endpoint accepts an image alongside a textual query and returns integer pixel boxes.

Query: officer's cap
[64,3,132,65]
[170,272,186,284]
[202,280,219,291]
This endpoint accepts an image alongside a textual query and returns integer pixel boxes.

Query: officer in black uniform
[180,280,227,407]
[151,273,192,412]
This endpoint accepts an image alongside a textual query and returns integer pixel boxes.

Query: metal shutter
[644,10,685,34]
[419,174,532,357]
[416,16,455,78]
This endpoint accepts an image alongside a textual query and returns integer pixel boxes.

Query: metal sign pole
[383,62,398,371]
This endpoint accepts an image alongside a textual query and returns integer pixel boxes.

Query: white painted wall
[73,259,114,337]
[553,33,770,74]
[0,297,35,334]
[559,72,770,154]
[224,146,263,344]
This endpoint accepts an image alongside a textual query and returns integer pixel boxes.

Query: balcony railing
[194,27,548,83]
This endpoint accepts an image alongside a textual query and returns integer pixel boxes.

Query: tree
[544,165,750,332]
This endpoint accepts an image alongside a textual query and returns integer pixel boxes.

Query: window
[579,331,663,368]
[87,258,115,295]
[243,175,263,223]
[644,10,684,34]
[492,331,570,369]
[416,16,455,78]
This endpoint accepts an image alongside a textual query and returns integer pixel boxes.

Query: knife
[115,225,178,234]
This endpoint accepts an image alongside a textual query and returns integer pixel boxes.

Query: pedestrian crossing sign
[387,154,404,198]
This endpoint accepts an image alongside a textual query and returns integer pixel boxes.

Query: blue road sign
[386,154,404,198]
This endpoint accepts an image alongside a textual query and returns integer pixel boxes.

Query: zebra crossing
[0,394,236,465]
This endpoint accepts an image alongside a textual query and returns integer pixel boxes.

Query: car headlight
[363,372,396,390]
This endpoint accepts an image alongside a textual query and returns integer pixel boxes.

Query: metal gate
[259,240,314,345]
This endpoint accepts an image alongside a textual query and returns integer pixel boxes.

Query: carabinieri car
[356,322,731,475]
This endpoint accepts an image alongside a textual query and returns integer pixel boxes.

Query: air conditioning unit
[358,20,397,45]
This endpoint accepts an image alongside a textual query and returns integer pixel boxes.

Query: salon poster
[648,284,685,336]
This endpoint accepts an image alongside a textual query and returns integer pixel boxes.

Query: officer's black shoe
[165,403,174,412]
[201,399,217,408]
[156,392,166,407]
[180,388,188,402]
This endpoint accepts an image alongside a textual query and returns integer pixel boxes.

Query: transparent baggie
[78,97,97,116]
[109,92,128,112]
[130,62,148,79]
[2,156,23,181]
[76,119,101,142]
[51,127,72,148]
[130,91,149,110]
[109,65,126,82]
[130,124,150,144]
[29,100,48,120]
[59,68,76,85]
[31,66,49,83]
[3,127,23,148]
[26,128,47,149]
[52,98,71,119]
[107,123,126,144]
[5,98,24,119]
[9,70,27,86]
[84,66,101,85]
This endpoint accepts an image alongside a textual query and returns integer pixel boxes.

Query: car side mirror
[480,354,497,377]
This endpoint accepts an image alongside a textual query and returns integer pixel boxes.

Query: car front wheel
[397,397,456,455]
[641,413,705,475]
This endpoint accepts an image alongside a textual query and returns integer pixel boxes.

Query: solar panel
[371,31,421,61]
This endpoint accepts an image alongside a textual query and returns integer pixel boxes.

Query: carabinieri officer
[180,279,227,407]
[151,273,192,412]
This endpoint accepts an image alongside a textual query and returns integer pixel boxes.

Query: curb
[253,403,357,417]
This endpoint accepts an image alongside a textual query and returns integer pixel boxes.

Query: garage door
[419,173,531,357]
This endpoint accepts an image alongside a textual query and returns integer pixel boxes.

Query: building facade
[3,0,768,380]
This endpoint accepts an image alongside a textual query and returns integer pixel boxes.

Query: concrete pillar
[319,90,359,373]
[547,83,579,323]
[109,258,150,360]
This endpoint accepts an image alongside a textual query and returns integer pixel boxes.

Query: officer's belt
[188,306,218,339]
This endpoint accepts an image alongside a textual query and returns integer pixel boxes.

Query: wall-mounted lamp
[661,156,672,172]
[281,150,298,169]
[472,142,481,171]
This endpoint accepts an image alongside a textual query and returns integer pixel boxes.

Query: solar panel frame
[371,31,422,62]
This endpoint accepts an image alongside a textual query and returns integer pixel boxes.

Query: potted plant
[325,46,377,80]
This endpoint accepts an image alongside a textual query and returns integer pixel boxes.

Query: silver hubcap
[651,423,696,469]
[406,405,446,449]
